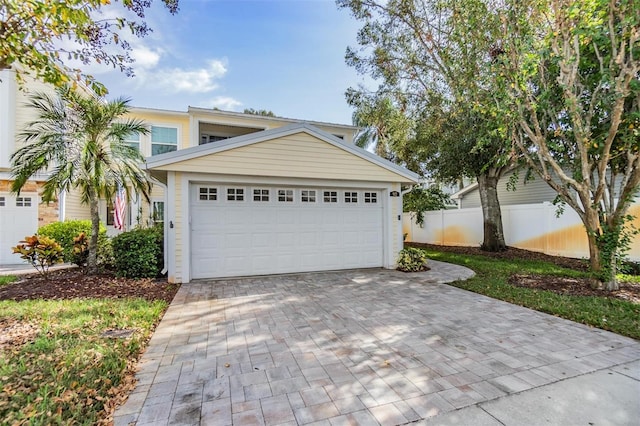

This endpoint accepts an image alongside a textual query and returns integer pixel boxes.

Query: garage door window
[323,191,337,203]
[16,197,32,207]
[278,189,294,202]
[301,190,316,203]
[364,192,378,203]
[344,192,358,203]
[199,187,217,201]
[227,188,244,201]
[253,189,269,202]
[0,197,4,207]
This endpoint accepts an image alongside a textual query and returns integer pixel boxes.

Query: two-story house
[0,67,419,281]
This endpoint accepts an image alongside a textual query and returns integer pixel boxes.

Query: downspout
[151,176,169,275]
[58,190,66,221]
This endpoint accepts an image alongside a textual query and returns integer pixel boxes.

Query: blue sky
[94,0,367,125]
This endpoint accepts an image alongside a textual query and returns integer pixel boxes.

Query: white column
[0,68,17,169]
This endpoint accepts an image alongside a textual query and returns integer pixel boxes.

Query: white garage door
[0,193,39,264]
[190,184,384,279]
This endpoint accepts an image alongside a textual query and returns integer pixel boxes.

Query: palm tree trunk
[87,196,100,275]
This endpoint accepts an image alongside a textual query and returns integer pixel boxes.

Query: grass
[424,248,640,340]
[0,298,168,425]
[0,275,17,286]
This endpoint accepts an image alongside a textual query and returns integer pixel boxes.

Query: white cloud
[130,45,162,70]
[138,59,228,94]
[210,96,243,111]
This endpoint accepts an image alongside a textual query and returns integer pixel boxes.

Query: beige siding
[190,109,357,144]
[64,189,91,220]
[125,109,190,156]
[139,184,166,226]
[155,133,413,183]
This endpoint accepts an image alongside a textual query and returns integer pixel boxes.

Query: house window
[364,192,377,203]
[199,187,217,201]
[16,197,32,207]
[253,189,269,202]
[227,188,244,201]
[323,191,337,203]
[0,196,4,207]
[152,201,164,224]
[106,204,115,226]
[301,190,316,202]
[344,192,358,203]
[124,132,140,151]
[201,134,230,145]
[151,126,178,155]
[278,189,293,202]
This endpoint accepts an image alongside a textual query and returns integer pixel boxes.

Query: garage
[147,123,419,282]
[0,193,39,264]
[190,184,384,278]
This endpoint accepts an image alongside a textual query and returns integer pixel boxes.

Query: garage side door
[0,193,39,264]
[190,185,384,279]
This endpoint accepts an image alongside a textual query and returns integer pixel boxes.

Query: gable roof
[145,123,420,183]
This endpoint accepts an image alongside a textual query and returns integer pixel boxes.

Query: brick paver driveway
[115,261,640,425]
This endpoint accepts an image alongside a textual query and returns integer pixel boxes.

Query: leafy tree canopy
[243,108,276,117]
[0,0,179,95]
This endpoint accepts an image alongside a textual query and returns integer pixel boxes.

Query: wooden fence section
[403,202,640,261]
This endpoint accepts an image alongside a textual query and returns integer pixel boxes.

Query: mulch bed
[408,243,640,304]
[0,269,179,303]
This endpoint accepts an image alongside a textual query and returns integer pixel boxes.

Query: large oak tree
[338,0,516,251]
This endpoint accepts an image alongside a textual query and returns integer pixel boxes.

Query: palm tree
[11,87,151,274]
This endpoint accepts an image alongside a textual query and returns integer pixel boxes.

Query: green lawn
[424,248,640,340]
[0,298,168,425]
[0,275,17,286]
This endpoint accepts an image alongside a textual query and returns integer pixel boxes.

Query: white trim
[0,68,17,169]
[181,174,190,282]
[188,106,359,131]
[166,172,177,282]
[146,123,419,183]
[59,190,66,221]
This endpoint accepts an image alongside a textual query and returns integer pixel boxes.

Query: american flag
[114,186,126,230]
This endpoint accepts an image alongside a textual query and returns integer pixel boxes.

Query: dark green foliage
[38,220,106,263]
[403,186,451,226]
[112,226,163,278]
[397,247,428,272]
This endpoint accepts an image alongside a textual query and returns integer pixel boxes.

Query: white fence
[403,202,640,261]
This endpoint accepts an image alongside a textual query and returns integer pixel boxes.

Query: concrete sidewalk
[422,361,639,425]
[0,262,75,276]
[114,262,639,425]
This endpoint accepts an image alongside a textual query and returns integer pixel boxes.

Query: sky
[93,0,369,125]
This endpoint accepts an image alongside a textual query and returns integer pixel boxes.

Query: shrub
[112,226,163,278]
[38,220,106,262]
[397,247,429,272]
[97,236,115,271]
[12,235,64,278]
[72,232,89,268]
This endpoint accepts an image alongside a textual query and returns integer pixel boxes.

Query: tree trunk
[477,174,506,252]
[87,197,100,275]
[582,206,619,291]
